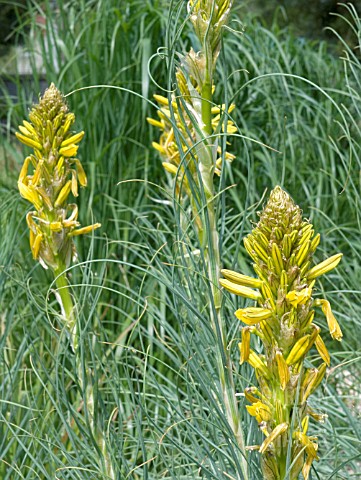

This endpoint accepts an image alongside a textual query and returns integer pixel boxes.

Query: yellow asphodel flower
[220,186,343,480]
[16,83,101,271]
[148,56,237,194]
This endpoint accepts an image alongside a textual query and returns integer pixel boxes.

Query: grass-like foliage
[0,1,360,479]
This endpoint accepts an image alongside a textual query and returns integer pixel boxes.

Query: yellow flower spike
[74,159,87,187]
[221,269,263,288]
[259,423,288,454]
[315,334,331,365]
[15,132,42,150]
[286,287,312,307]
[275,350,290,390]
[59,144,79,157]
[60,131,85,147]
[235,307,273,325]
[18,182,42,210]
[248,350,271,379]
[219,278,262,301]
[307,253,343,280]
[286,335,311,365]
[315,299,343,341]
[246,401,272,423]
[69,223,102,237]
[239,328,251,364]
[54,180,72,207]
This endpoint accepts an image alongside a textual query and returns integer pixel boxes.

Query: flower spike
[221,186,343,479]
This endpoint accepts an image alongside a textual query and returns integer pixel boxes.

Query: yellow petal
[246,401,272,423]
[61,131,85,147]
[147,117,164,128]
[54,180,72,207]
[221,269,262,288]
[69,223,101,236]
[59,144,79,157]
[286,335,311,365]
[276,350,290,390]
[259,423,288,454]
[18,182,42,210]
[162,162,178,175]
[286,287,312,307]
[74,159,87,187]
[235,307,273,325]
[15,132,42,150]
[315,299,343,341]
[153,94,169,105]
[315,334,330,365]
[307,253,342,280]
[219,278,262,301]
[239,327,251,364]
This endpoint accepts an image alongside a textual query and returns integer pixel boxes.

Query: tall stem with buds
[148,1,248,478]
[220,186,343,480]
[16,85,113,478]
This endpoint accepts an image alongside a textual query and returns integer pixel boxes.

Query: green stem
[199,64,249,480]
[53,265,114,479]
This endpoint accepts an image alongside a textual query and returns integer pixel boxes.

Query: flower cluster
[147,57,236,194]
[188,0,234,65]
[220,186,342,480]
[16,83,101,271]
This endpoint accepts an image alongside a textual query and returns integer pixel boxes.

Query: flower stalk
[148,1,248,478]
[16,84,113,478]
[220,186,343,480]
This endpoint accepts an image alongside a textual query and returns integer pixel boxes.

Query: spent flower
[220,186,343,480]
